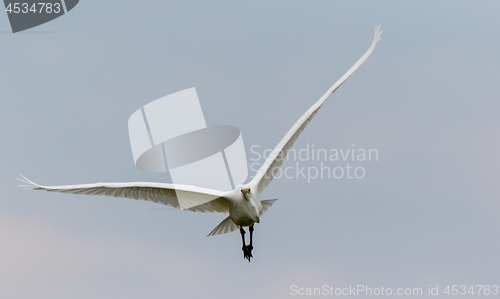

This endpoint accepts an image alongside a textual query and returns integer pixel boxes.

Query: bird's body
[19,25,383,262]
[226,186,262,226]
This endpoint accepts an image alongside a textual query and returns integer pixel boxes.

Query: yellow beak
[241,188,250,195]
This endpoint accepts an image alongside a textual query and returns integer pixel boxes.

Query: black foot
[242,245,253,262]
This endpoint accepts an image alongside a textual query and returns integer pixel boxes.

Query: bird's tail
[206,199,278,237]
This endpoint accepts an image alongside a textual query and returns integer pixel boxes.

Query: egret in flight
[19,25,382,262]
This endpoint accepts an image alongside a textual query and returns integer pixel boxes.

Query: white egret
[19,25,382,261]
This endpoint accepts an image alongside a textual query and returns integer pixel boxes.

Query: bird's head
[241,188,251,196]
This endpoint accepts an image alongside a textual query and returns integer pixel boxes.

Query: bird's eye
[248,188,251,193]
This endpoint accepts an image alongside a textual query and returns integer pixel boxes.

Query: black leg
[246,224,254,262]
[240,226,246,249]
[240,226,249,261]
[240,225,255,262]
[249,224,254,246]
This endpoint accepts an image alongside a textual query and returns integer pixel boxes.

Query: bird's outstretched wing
[18,175,230,213]
[250,25,382,195]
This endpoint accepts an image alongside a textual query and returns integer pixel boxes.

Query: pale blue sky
[1,1,499,298]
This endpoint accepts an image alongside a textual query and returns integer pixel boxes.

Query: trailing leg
[240,226,248,259]
[246,224,254,262]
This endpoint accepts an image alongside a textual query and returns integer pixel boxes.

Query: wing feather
[260,199,278,216]
[250,25,382,194]
[207,216,238,236]
[18,175,229,214]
